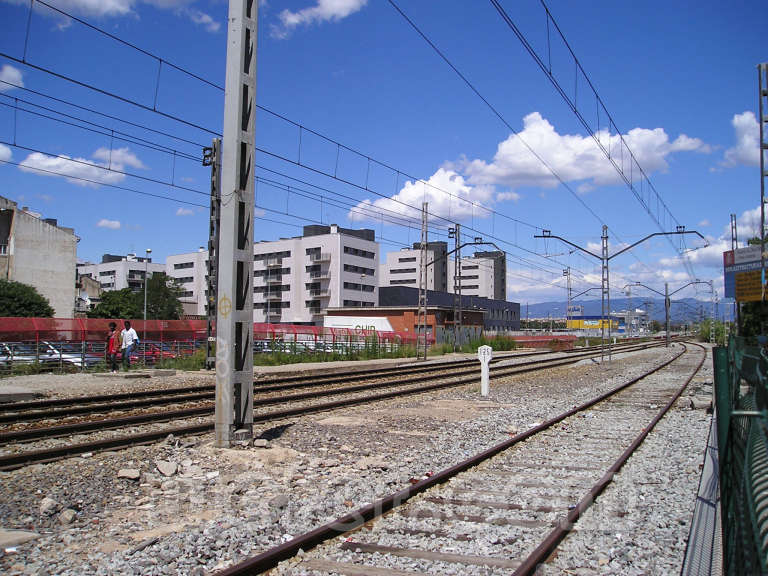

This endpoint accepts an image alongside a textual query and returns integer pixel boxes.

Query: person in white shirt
[121,320,139,371]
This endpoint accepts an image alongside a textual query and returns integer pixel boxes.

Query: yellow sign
[735,270,763,302]
[218,295,232,318]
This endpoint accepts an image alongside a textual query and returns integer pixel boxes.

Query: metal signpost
[478,345,492,397]
[215,0,257,448]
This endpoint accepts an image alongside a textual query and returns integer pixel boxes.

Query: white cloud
[272,0,367,38]
[0,64,23,92]
[698,219,710,227]
[720,111,759,168]
[348,168,493,223]
[0,144,11,163]
[183,8,219,32]
[347,112,708,224]
[175,207,194,216]
[2,0,217,31]
[460,112,710,191]
[18,146,144,187]
[97,218,121,229]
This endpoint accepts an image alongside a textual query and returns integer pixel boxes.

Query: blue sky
[0,0,764,305]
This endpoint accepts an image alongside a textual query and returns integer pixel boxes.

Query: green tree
[87,288,141,319]
[0,280,54,317]
[145,273,184,320]
[87,274,183,320]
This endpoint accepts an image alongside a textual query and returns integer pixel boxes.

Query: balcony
[266,258,283,267]
[266,292,283,301]
[309,288,330,298]
[310,252,331,262]
[309,270,331,280]
[266,309,282,318]
[309,308,324,317]
[265,276,282,284]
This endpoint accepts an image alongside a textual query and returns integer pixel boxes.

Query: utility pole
[203,139,221,370]
[626,284,633,338]
[730,212,740,333]
[664,282,670,348]
[760,64,767,307]
[563,267,571,331]
[215,0,257,448]
[417,202,428,360]
[601,225,610,361]
[449,224,461,350]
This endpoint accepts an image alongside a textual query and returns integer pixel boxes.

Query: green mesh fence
[715,336,768,575]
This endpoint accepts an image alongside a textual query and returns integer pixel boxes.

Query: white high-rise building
[447,251,506,301]
[77,254,165,293]
[166,225,379,324]
[379,241,448,292]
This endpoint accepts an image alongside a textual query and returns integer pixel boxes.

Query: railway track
[0,341,665,470]
[211,341,706,576]
[0,340,657,426]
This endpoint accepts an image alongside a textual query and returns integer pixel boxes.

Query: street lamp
[143,248,151,363]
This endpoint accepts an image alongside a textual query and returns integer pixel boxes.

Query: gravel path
[0,344,711,575]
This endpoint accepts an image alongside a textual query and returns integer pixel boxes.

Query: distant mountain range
[521,297,733,324]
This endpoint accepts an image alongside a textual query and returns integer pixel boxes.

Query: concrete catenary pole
[215,0,257,447]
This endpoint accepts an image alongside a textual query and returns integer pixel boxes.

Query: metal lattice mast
[203,139,221,371]
[760,65,767,299]
[564,267,571,331]
[711,281,716,345]
[601,225,609,362]
[451,224,461,350]
[731,213,740,333]
[215,0,257,447]
[418,202,428,360]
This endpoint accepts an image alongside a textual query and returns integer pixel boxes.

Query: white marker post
[477,345,492,397]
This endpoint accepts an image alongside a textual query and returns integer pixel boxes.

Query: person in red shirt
[107,322,120,373]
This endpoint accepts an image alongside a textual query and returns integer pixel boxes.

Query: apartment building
[379,241,448,291]
[165,248,209,316]
[448,250,506,301]
[77,254,165,293]
[0,196,78,317]
[165,224,380,324]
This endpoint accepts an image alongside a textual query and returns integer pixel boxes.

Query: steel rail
[0,345,655,428]
[211,343,700,576]
[0,342,662,470]
[512,342,707,575]
[0,340,659,414]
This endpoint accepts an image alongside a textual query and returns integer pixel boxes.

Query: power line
[487,0,698,281]
[0,157,206,208]
[386,0,666,280]
[1,140,208,197]
[0,95,201,163]
[0,78,208,149]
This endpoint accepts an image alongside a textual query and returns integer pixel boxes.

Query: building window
[177,276,194,284]
[462,265,479,270]
[174,262,194,270]
[343,246,375,259]
[344,282,375,292]
[390,268,416,274]
[180,290,194,298]
[459,275,479,280]
[99,270,115,277]
[343,264,375,275]
[254,250,291,260]
[390,279,416,285]
[461,285,479,290]
[398,257,416,263]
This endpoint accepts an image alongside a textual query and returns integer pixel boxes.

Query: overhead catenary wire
[386,0,672,280]
[0,157,206,208]
[1,2,548,233]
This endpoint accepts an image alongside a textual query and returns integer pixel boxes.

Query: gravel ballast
[0,344,711,575]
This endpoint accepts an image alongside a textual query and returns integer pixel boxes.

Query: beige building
[0,196,78,317]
